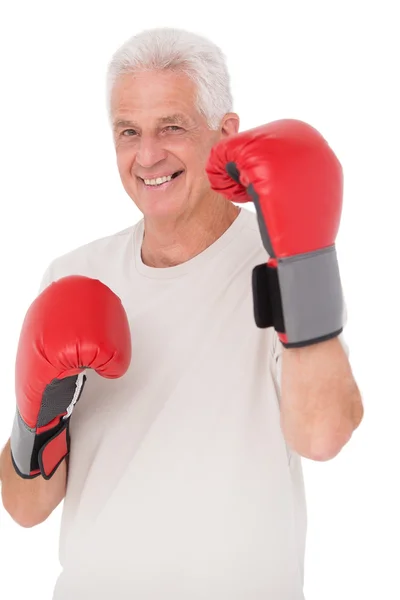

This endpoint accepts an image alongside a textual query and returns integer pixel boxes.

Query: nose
[136,135,168,169]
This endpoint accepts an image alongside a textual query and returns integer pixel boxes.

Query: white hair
[106,27,233,129]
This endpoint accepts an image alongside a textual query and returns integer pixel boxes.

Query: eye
[165,125,183,132]
[121,129,137,137]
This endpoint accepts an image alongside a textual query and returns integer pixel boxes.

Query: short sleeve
[338,299,350,357]
[37,261,56,294]
[271,332,283,394]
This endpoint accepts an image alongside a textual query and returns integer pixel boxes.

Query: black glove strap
[252,263,285,334]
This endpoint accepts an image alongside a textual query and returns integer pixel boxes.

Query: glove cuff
[252,245,343,347]
[10,410,70,479]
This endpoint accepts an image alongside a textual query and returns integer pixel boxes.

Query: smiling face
[111,70,238,221]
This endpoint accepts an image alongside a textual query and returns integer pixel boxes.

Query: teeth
[144,174,173,186]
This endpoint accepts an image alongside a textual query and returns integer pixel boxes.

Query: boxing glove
[10,275,132,479]
[206,119,344,348]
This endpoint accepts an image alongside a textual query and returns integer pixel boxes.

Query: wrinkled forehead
[110,70,203,126]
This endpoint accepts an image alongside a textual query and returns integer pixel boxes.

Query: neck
[141,194,240,268]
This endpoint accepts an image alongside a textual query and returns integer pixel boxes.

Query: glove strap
[252,263,285,332]
[10,411,71,480]
[11,372,86,479]
[252,245,343,347]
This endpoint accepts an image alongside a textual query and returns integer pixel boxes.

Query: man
[0,27,363,599]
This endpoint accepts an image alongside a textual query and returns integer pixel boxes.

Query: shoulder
[237,207,268,252]
[229,206,269,268]
[237,206,262,234]
[39,221,142,291]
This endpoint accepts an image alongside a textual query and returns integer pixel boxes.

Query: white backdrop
[0,1,399,598]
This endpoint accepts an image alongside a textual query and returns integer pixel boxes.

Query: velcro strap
[252,263,285,333]
[38,420,70,480]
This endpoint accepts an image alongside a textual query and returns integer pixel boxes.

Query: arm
[279,337,363,461]
[2,275,131,527]
[0,263,67,527]
[0,439,66,528]
[206,119,363,461]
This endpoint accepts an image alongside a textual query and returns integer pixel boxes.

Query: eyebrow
[113,113,191,130]
[158,114,190,126]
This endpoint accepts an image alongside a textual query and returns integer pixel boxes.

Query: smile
[140,171,184,187]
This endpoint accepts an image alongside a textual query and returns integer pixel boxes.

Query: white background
[0,1,399,598]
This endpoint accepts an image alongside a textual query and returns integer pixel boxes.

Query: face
[111,70,239,221]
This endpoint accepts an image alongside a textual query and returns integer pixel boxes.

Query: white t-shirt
[43,207,308,599]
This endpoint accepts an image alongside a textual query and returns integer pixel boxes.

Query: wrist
[10,410,70,480]
[253,245,343,347]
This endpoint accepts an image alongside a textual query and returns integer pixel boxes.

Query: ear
[220,113,240,137]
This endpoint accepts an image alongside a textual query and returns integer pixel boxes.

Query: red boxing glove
[11,275,132,479]
[206,119,344,347]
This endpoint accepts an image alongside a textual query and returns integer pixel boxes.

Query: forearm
[0,439,66,527]
[280,337,363,461]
